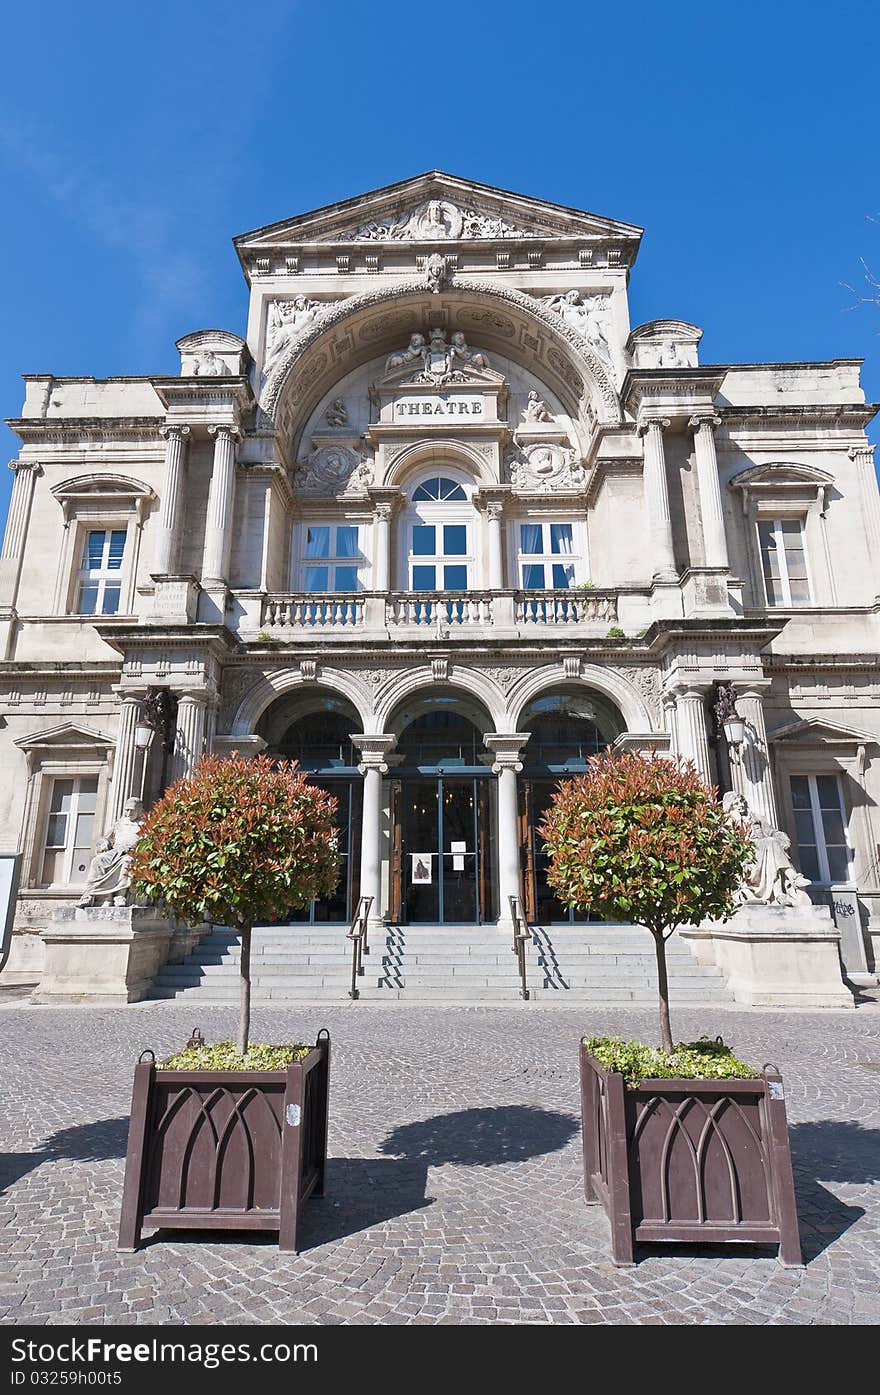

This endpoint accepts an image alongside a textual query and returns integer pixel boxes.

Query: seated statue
[78,798,144,907]
[722,791,813,908]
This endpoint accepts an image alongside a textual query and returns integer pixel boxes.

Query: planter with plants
[118,753,340,1253]
[541,752,803,1267]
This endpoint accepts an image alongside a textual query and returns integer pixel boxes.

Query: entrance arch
[517,686,624,923]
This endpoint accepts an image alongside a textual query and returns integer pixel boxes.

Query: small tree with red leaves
[130,753,340,1054]
[540,752,753,1052]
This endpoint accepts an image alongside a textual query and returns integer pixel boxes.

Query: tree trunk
[652,930,674,1053]
[238,923,252,1056]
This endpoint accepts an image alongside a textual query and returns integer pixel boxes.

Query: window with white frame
[517,521,579,589]
[75,529,127,615]
[299,524,364,591]
[406,477,473,592]
[757,517,811,606]
[40,776,98,886]
[789,773,853,885]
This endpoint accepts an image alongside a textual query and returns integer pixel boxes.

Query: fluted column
[106,691,145,828]
[0,460,42,608]
[689,414,729,570]
[201,425,240,586]
[352,735,398,930]
[171,693,208,783]
[850,444,880,595]
[637,417,677,582]
[152,425,190,577]
[730,687,778,826]
[673,687,713,785]
[484,734,530,928]
[486,502,504,589]
[373,503,393,592]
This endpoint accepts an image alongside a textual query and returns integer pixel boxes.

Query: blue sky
[2,0,879,526]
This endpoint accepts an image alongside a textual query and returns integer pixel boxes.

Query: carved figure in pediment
[542,290,614,367]
[425,252,450,294]
[340,198,538,242]
[192,350,229,377]
[325,398,349,427]
[448,331,490,372]
[264,296,321,377]
[522,390,553,423]
[385,333,429,373]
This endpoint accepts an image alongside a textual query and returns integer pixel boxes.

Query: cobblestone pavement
[1,997,878,1325]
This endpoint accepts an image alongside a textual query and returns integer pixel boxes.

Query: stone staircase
[148,921,732,1005]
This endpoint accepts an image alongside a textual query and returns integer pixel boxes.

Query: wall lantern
[714,682,746,748]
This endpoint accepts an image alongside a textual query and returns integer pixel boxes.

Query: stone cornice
[7,417,164,444]
[718,403,878,428]
[93,624,242,657]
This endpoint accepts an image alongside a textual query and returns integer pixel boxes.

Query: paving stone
[0,999,878,1325]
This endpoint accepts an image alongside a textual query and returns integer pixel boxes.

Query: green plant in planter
[161,1041,311,1071]
[606,625,625,639]
[131,753,340,1054]
[583,1035,759,1089]
[541,752,753,1052]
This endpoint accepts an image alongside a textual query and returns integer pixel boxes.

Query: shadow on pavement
[0,1116,130,1195]
[379,1104,580,1166]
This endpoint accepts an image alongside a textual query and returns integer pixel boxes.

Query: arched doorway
[517,687,624,923]
[387,693,496,925]
[256,692,363,924]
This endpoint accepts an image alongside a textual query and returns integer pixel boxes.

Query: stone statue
[522,390,553,423]
[385,332,429,372]
[325,398,349,427]
[78,798,144,907]
[448,331,490,371]
[542,290,613,366]
[658,340,683,367]
[192,349,228,377]
[264,296,320,376]
[722,792,813,908]
[425,252,450,294]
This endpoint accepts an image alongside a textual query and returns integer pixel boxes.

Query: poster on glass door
[411,854,433,885]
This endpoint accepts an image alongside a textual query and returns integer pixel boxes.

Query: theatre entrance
[389,709,495,925]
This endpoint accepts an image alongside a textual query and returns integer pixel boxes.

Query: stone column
[352,735,398,932]
[171,693,208,783]
[486,502,505,589]
[0,460,42,607]
[106,692,145,828]
[484,734,530,929]
[673,687,713,785]
[201,425,240,586]
[152,425,190,577]
[731,687,778,827]
[637,417,677,582]
[850,444,880,595]
[689,414,729,570]
[373,502,393,592]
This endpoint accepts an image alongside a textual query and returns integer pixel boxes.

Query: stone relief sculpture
[294,444,373,496]
[191,349,230,377]
[448,331,490,371]
[541,290,614,367]
[425,251,450,294]
[325,398,349,427]
[339,199,538,242]
[385,333,429,373]
[505,442,585,491]
[78,798,144,907]
[263,296,323,377]
[522,390,554,423]
[384,329,491,383]
[658,340,683,367]
[722,792,813,908]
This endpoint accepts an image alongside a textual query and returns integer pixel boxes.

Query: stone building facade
[2,171,879,985]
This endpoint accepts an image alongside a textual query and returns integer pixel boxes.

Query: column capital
[849,443,876,464]
[637,416,671,437]
[673,682,713,701]
[110,686,150,705]
[366,486,404,516]
[8,459,42,475]
[207,423,242,443]
[160,423,191,442]
[687,413,722,434]
[352,733,398,774]
[484,732,530,773]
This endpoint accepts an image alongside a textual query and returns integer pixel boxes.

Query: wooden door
[477,779,492,924]
[518,779,536,923]
[389,779,403,923]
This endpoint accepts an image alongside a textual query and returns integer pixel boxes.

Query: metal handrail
[509,895,531,1001]
[346,895,373,1001]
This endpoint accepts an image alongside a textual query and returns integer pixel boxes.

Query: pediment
[235,171,643,253]
[730,462,835,491]
[15,723,115,754]
[768,716,878,745]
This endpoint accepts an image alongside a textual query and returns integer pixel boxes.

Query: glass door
[400,775,486,923]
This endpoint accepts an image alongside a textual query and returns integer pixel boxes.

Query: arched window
[404,472,475,594]
[412,477,467,502]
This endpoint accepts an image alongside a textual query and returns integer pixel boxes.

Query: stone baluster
[688,414,729,570]
[171,692,209,783]
[0,460,42,608]
[352,735,398,933]
[152,425,191,577]
[106,692,146,828]
[484,734,530,930]
[730,687,778,827]
[637,416,677,582]
[201,425,241,586]
[673,686,713,785]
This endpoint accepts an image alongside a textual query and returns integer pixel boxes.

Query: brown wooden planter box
[118,1030,331,1253]
[579,1043,802,1267]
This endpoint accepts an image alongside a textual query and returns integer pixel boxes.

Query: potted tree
[540,751,803,1267]
[118,753,340,1253]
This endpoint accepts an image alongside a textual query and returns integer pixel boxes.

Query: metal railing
[509,895,531,1001]
[346,895,374,1001]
